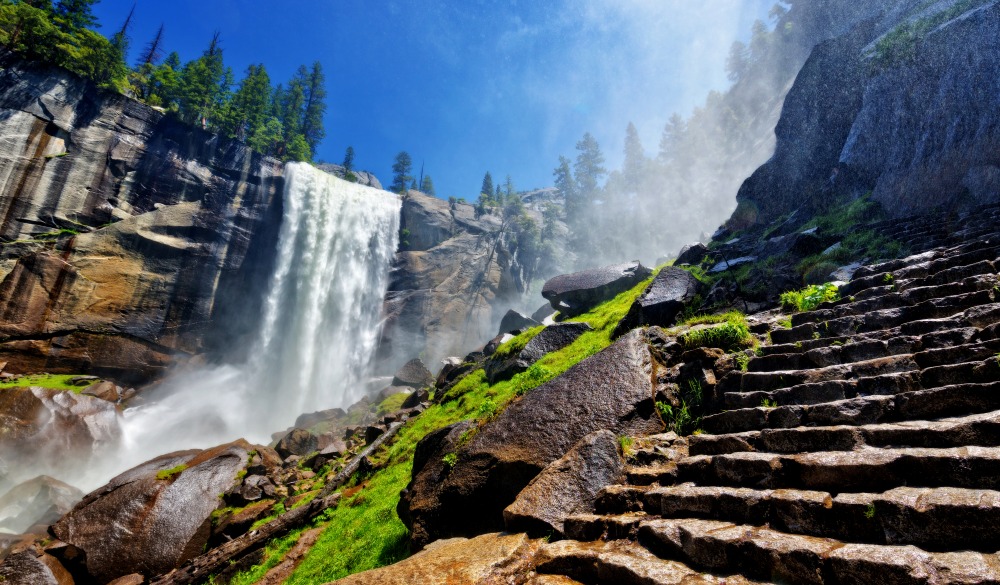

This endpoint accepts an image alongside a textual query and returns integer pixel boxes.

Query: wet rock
[709,256,757,273]
[50,440,252,583]
[402,388,430,409]
[400,329,663,549]
[485,323,592,383]
[107,575,145,585]
[0,476,82,534]
[612,267,701,338]
[0,387,121,491]
[365,426,386,444]
[80,381,120,403]
[210,499,274,546]
[275,429,319,459]
[504,430,624,536]
[498,310,540,335]
[675,242,710,266]
[0,549,74,585]
[294,408,346,429]
[542,261,652,317]
[483,333,514,356]
[391,359,435,389]
[532,303,556,323]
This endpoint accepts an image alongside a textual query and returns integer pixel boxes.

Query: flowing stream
[4,163,401,496]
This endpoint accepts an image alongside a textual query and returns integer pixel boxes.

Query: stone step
[844,254,998,299]
[563,512,648,542]
[689,409,1000,456]
[770,297,1000,345]
[719,354,919,396]
[533,538,764,585]
[625,464,678,487]
[638,517,1000,585]
[727,345,999,408]
[678,446,1000,492]
[749,337,917,372]
[793,274,1000,327]
[641,484,1000,552]
[759,325,979,364]
[704,376,1000,435]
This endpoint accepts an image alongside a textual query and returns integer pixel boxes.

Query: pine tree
[480,171,494,197]
[390,151,413,194]
[503,174,515,200]
[574,132,606,202]
[177,32,227,126]
[137,24,165,67]
[54,0,98,31]
[725,41,750,82]
[622,122,645,195]
[420,174,435,196]
[553,155,579,222]
[658,114,687,163]
[220,64,271,142]
[342,146,355,172]
[299,62,327,155]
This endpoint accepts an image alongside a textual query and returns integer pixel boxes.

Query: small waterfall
[49,163,401,491]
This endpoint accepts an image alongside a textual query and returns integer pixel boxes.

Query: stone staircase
[535,222,1000,584]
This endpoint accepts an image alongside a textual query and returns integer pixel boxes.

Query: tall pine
[390,151,413,194]
[299,62,327,155]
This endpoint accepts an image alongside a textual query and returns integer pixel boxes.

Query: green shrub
[780,283,840,312]
[680,312,755,351]
[656,400,700,436]
[441,452,458,469]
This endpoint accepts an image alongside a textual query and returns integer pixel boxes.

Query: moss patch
[493,325,545,359]
[0,374,98,392]
[155,464,187,480]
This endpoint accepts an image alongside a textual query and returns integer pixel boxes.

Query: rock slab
[542,262,652,317]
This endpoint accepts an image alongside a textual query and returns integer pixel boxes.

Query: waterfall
[55,163,401,491]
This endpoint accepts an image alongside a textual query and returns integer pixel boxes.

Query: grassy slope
[228,272,657,584]
[0,374,96,392]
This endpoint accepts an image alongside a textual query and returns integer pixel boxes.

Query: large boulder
[484,323,592,383]
[0,387,121,493]
[497,310,540,335]
[399,329,664,549]
[391,359,435,389]
[542,262,652,317]
[0,476,82,534]
[503,430,624,536]
[275,429,319,459]
[50,440,253,583]
[612,267,701,338]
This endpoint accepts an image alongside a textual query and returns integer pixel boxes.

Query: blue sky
[93,1,774,198]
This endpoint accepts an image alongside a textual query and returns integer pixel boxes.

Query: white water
[2,163,401,494]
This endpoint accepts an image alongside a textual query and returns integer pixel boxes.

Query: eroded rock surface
[542,262,651,317]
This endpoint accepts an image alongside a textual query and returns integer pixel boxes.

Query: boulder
[402,388,430,409]
[504,430,624,536]
[0,476,83,534]
[50,440,253,583]
[0,549,74,585]
[80,381,121,403]
[675,242,710,266]
[483,333,514,357]
[275,429,319,459]
[332,533,541,585]
[399,329,664,549]
[498,310,540,335]
[709,256,757,273]
[531,303,556,323]
[0,387,121,492]
[294,408,346,429]
[612,267,702,338]
[391,359,435,389]
[484,323,592,383]
[542,262,652,317]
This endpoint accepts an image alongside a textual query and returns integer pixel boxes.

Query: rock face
[498,309,540,335]
[0,476,82,534]
[736,0,1000,224]
[542,262,652,317]
[613,267,701,338]
[0,52,284,382]
[399,329,664,549]
[0,549,74,585]
[390,358,435,389]
[50,440,252,583]
[378,190,569,372]
[0,386,121,493]
[503,430,624,537]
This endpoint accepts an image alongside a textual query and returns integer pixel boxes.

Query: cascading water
[4,163,401,494]
[118,163,402,461]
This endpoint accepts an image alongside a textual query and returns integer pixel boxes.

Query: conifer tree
[622,122,645,195]
[299,62,327,155]
[342,146,355,172]
[54,0,98,31]
[574,132,606,203]
[220,63,271,142]
[390,151,413,194]
[553,155,579,221]
[137,24,165,67]
[480,171,494,198]
[420,174,435,196]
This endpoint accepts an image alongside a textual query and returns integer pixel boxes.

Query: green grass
[493,325,544,359]
[679,312,755,352]
[871,0,988,68]
[376,392,410,416]
[780,283,841,312]
[0,374,98,392]
[155,464,187,480]
[236,270,659,584]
